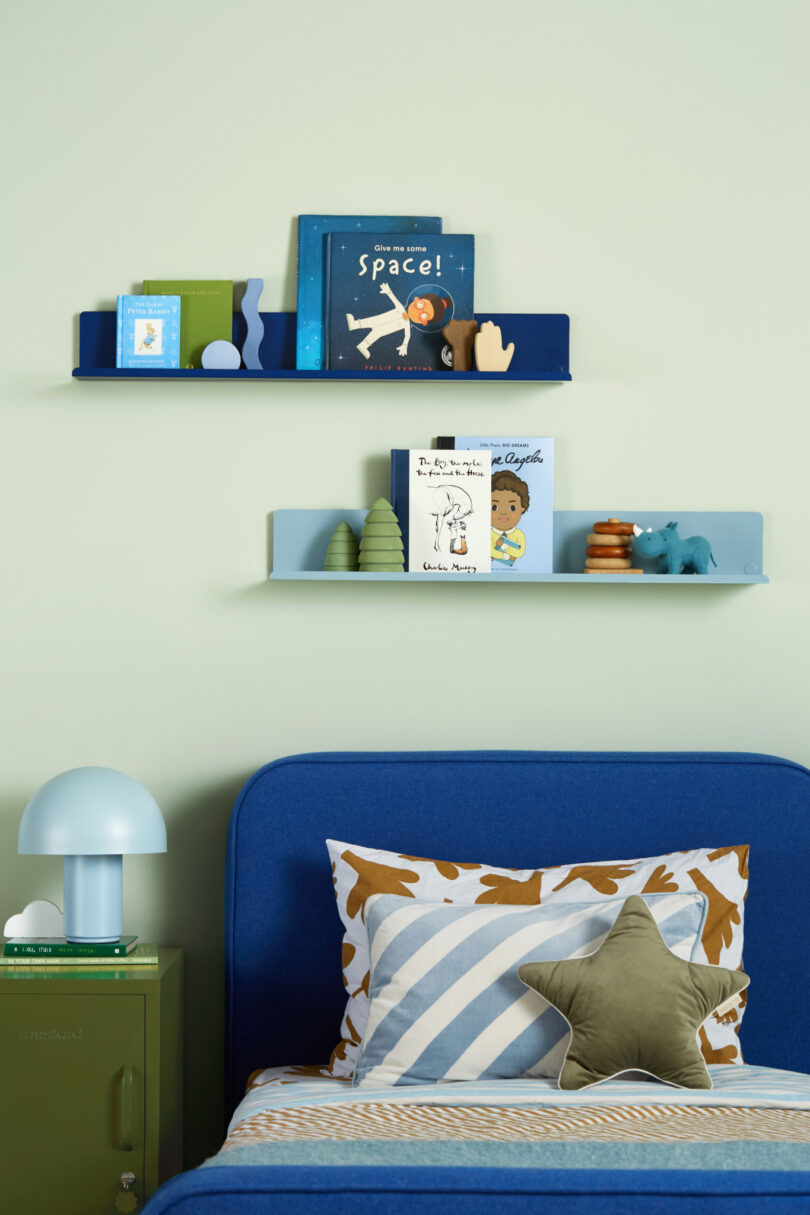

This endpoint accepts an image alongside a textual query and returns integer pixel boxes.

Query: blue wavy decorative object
[241,278,264,370]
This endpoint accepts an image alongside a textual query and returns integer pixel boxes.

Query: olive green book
[142,279,233,368]
[0,944,159,966]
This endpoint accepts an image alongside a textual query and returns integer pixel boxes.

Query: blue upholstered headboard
[224,750,810,1115]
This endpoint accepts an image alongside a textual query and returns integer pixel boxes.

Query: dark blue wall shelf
[73,311,570,382]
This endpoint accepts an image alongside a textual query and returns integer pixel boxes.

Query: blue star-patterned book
[116,295,181,369]
[296,215,442,371]
[325,232,474,372]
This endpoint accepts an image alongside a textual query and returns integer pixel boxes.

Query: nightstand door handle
[117,1065,137,1151]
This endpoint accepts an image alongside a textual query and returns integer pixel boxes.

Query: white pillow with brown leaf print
[325,839,749,1079]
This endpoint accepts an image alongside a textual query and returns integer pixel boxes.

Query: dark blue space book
[325,233,474,372]
[296,215,442,371]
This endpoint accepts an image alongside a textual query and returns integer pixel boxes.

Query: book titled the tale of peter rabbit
[324,233,474,371]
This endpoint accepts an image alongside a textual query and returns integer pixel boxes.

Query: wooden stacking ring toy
[584,517,642,574]
[585,556,632,568]
[586,533,633,546]
[593,518,635,535]
[586,545,630,559]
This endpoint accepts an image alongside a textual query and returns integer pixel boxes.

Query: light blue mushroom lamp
[18,767,166,943]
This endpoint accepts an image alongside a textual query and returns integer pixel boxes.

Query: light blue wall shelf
[271,510,767,583]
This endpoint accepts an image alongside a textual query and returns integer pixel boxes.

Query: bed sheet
[199,1063,810,1175]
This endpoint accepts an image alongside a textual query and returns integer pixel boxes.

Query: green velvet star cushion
[518,895,749,1091]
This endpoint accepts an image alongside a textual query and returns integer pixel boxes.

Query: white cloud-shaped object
[4,899,64,938]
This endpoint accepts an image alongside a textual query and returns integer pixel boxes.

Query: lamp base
[63,854,123,942]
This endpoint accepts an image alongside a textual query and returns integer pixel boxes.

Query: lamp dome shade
[18,767,167,856]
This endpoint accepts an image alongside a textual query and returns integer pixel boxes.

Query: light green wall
[2,0,808,1167]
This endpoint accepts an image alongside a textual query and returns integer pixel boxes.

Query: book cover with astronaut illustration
[325,233,474,372]
[296,214,442,370]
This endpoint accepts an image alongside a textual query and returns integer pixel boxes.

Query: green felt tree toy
[324,521,360,572]
[359,498,405,573]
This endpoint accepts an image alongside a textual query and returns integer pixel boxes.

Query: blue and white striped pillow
[353,891,708,1088]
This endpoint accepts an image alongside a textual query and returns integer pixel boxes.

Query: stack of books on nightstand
[1,936,158,965]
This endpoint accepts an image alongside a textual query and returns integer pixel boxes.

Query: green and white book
[4,934,137,957]
[0,944,158,966]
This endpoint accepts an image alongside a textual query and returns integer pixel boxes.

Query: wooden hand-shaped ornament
[475,320,515,372]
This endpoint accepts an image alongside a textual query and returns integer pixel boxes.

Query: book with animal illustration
[141,279,233,368]
[392,448,491,573]
[116,295,181,369]
[325,233,474,372]
[296,215,442,370]
[437,437,554,573]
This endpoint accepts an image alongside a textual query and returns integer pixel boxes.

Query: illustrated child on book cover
[346,282,452,360]
[491,470,530,570]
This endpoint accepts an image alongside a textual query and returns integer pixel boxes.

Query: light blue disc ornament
[201,340,242,370]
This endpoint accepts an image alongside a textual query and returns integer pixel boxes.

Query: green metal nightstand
[0,948,182,1214]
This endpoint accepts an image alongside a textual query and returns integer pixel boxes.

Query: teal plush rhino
[633,521,717,575]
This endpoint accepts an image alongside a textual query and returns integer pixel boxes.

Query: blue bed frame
[146,750,810,1212]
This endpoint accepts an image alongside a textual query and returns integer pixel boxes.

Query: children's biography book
[296,215,442,371]
[437,437,554,573]
[325,233,474,372]
[391,449,491,573]
[142,279,233,368]
[116,295,181,369]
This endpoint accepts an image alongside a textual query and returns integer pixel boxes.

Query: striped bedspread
[221,1065,810,1153]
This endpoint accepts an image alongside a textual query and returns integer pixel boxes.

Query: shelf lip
[269,572,769,584]
[72,368,570,382]
[74,309,571,380]
[272,508,766,583]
